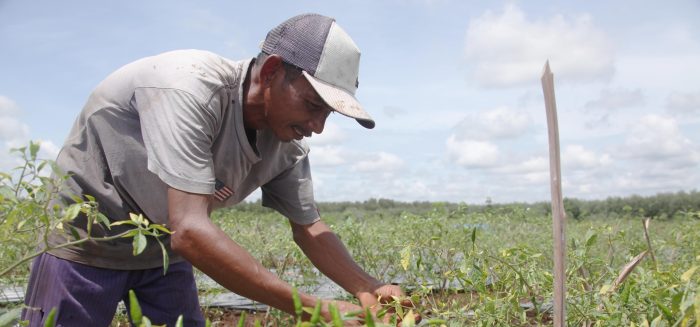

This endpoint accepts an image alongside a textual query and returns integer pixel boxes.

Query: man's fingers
[400,298,415,308]
[379,294,395,304]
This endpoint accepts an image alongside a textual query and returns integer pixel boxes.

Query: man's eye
[307,101,323,110]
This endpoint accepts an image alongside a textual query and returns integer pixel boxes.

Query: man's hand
[357,283,405,308]
[357,284,421,325]
[291,220,419,323]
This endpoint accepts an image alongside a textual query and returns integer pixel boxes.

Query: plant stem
[0,230,135,277]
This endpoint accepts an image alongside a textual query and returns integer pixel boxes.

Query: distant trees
[223,191,700,221]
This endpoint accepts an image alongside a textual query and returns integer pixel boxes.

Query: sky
[1,0,699,204]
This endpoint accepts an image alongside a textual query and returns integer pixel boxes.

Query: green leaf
[29,141,40,160]
[401,309,416,327]
[621,282,632,304]
[328,302,343,327]
[43,307,57,327]
[254,319,262,327]
[157,239,170,275]
[291,287,303,318]
[70,194,84,203]
[141,316,152,327]
[37,160,47,173]
[426,319,448,325]
[416,251,422,270]
[205,318,212,327]
[129,290,143,325]
[111,220,138,228]
[84,194,95,202]
[9,145,26,155]
[400,246,411,271]
[681,266,698,282]
[364,307,375,327]
[95,213,111,228]
[133,232,147,256]
[310,300,322,324]
[130,213,143,224]
[175,315,183,327]
[62,203,82,222]
[585,230,598,248]
[0,307,23,327]
[236,311,247,327]
[375,306,389,319]
[120,230,140,239]
[68,225,81,241]
[655,301,673,323]
[151,224,173,234]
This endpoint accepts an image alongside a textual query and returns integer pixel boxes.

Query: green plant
[0,142,172,326]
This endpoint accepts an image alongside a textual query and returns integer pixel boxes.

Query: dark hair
[255,52,303,83]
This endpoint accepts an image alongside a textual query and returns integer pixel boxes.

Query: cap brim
[302,71,375,129]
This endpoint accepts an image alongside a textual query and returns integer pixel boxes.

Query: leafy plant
[0,142,172,326]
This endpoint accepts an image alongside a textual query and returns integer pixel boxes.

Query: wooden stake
[642,218,657,269]
[541,61,566,327]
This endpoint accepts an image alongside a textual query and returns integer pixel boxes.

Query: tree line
[225,190,700,221]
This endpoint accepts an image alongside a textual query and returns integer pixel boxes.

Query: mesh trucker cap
[262,13,375,129]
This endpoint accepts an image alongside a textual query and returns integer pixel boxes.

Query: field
[189,202,699,326]
[1,145,699,326]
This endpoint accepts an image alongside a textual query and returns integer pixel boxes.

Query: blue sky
[1,0,699,203]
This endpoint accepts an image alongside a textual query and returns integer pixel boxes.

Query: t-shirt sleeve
[135,87,218,194]
[261,156,320,225]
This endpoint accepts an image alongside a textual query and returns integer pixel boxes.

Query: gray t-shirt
[48,50,320,270]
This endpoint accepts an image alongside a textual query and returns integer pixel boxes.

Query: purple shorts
[21,253,205,326]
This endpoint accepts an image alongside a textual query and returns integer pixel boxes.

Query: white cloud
[307,122,347,146]
[446,136,500,168]
[309,145,346,167]
[666,90,700,116]
[351,152,404,173]
[453,106,531,140]
[0,95,30,147]
[497,156,548,174]
[562,145,611,170]
[618,114,700,165]
[0,95,20,115]
[0,117,30,145]
[465,4,614,87]
[0,96,60,173]
[585,88,644,110]
[37,139,60,161]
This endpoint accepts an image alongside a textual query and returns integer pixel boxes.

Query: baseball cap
[261,13,375,129]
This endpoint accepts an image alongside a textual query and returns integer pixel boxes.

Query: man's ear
[259,54,284,87]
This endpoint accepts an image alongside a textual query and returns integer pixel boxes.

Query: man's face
[265,72,333,142]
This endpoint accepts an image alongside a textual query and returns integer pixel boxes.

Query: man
[22,13,403,326]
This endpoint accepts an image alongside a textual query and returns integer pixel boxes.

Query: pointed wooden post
[541,61,566,326]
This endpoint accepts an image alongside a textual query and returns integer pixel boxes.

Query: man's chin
[274,133,297,143]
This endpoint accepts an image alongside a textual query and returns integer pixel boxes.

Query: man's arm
[290,220,405,309]
[167,187,362,319]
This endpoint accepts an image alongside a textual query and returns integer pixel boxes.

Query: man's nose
[308,112,327,135]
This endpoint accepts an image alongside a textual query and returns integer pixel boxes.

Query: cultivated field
[1,144,698,326]
[194,201,700,326]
